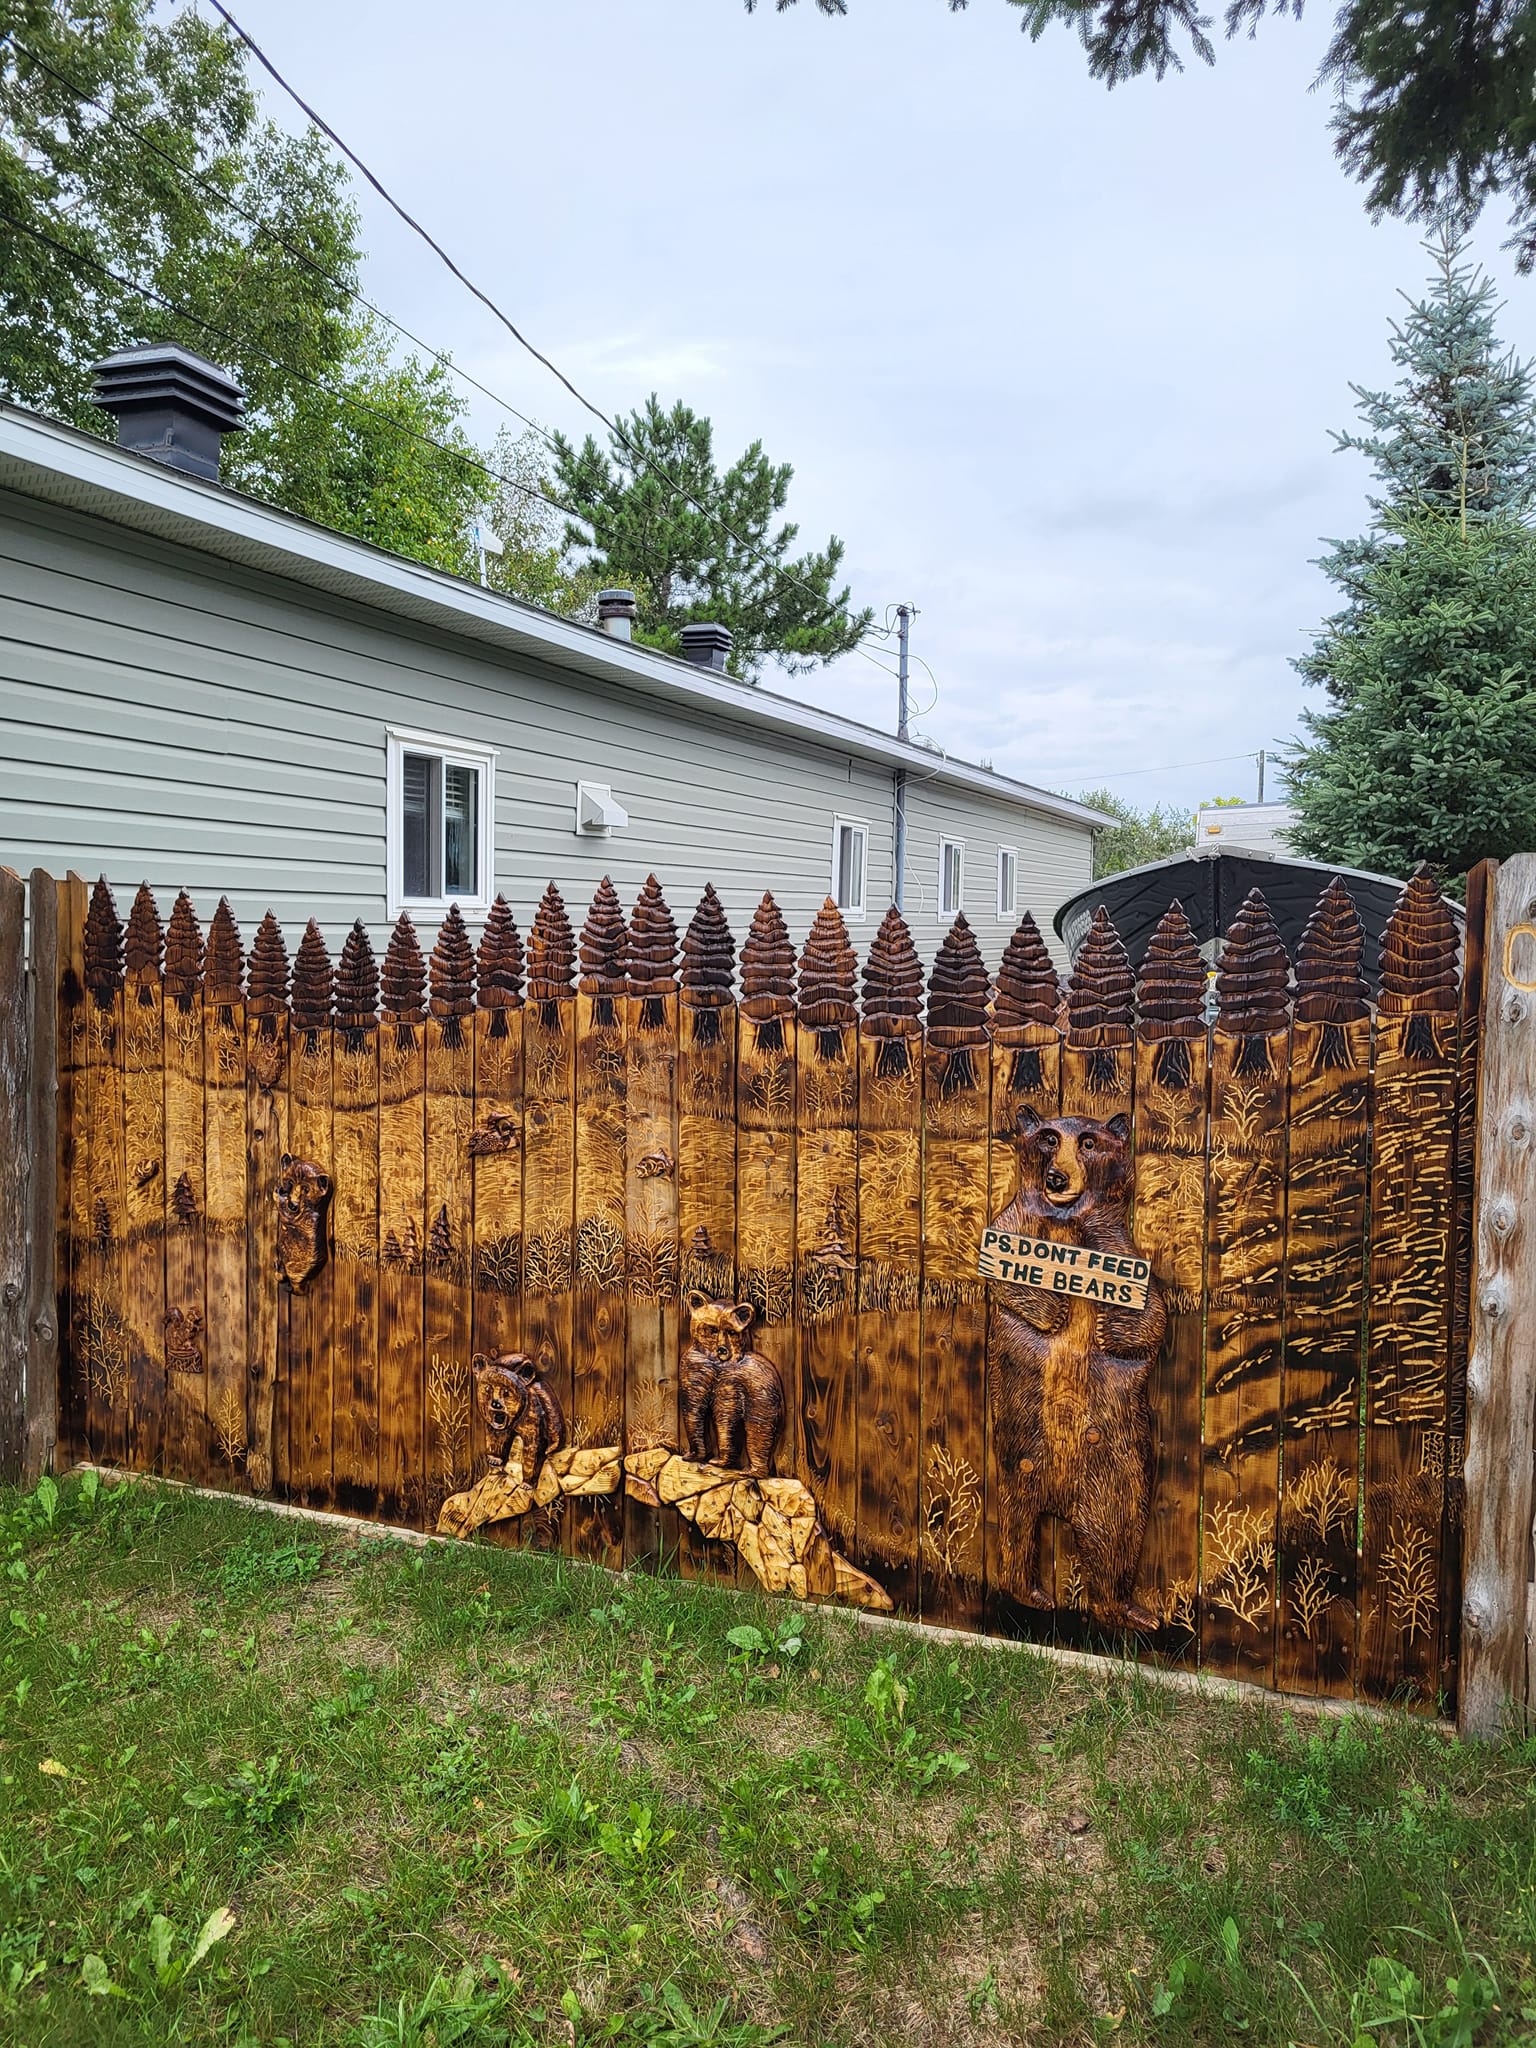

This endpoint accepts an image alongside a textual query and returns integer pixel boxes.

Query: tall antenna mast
[894,604,912,913]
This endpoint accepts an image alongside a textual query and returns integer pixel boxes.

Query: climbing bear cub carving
[274,1155,330,1293]
[681,1294,786,1477]
[471,1352,565,1483]
[988,1107,1167,1631]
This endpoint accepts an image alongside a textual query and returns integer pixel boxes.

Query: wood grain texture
[332,1020,380,1517]
[624,990,681,1571]
[795,1018,859,1559]
[287,1017,335,1509]
[470,1003,523,1496]
[54,874,87,1470]
[1363,874,1462,1706]
[1201,891,1291,1685]
[83,893,127,1468]
[377,1017,425,1527]
[424,1018,474,1531]
[121,890,167,1473]
[1461,855,1536,1736]
[521,1000,575,1555]
[25,873,61,1484]
[0,871,25,1480]
[203,964,248,1493]
[677,989,738,1583]
[161,905,207,1484]
[572,991,627,1568]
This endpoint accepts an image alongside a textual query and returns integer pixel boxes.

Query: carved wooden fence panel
[41,861,1484,1710]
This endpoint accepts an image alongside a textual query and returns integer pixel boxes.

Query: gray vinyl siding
[903,780,1090,970]
[0,490,1091,977]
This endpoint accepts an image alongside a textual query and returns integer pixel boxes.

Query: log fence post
[24,873,59,1482]
[0,869,26,1481]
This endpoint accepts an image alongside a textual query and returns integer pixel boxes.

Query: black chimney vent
[90,343,245,480]
[679,622,733,672]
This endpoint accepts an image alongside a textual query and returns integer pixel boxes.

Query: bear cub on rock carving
[681,1294,786,1477]
[988,1107,1168,1631]
[274,1155,331,1293]
[471,1352,565,1484]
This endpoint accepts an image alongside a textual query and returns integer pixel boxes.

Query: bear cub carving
[274,1155,331,1293]
[988,1107,1168,1631]
[471,1352,565,1484]
[681,1294,786,1477]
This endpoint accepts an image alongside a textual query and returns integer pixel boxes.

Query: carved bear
[988,1107,1168,1631]
[274,1155,331,1293]
[681,1294,786,1477]
[471,1351,564,1483]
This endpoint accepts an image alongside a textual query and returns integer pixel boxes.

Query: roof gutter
[0,404,1110,834]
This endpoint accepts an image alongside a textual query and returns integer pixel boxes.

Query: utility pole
[1256,748,1266,804]
[894,604,911,913]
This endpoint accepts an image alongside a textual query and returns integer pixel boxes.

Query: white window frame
[939,835,965,918]
[386,726,497,920]
[997,845,1018,919]
[831,814,870,921]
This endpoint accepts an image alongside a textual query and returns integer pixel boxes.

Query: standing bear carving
[471,1352,564,1484]
[681,1294,786,1477]
[274,1155,331,1293]
[988,1107,1168,1630]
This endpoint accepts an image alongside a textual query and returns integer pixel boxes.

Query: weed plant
[0,1472,1532,2043]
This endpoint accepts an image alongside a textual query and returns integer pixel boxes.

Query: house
[1193,800,1297,860]
[0,344,1104,964]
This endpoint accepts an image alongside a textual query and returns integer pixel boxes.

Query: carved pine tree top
[797,897,858,1028]
[627,875,678,997]
[993,911,1060,1041]
[861,905,923,1037]
[429,905,476,1016]
[204,899,244,1006]
[1068,907,1135,1046]
[335,920,379,1031]
[1294,876,1368,1024]
[1378,866,1460,1016]
[740,891,796,1020]
[927,913,990,1047]
[83,877,124,1008]
[1215,889,1290,1036]
[290,920,334,1032]
[123,883,164,990]
[380,911,427,1023]
[680,883,735,1007]
[527,882,576,1002]
[163,891,204,1006]
[246,912,291,1017]
[477,897,524,1009]
[1137,900,1205,1041]
[578,877,628,996]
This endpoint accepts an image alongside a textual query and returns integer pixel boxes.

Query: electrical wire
[1051,750,1263,784]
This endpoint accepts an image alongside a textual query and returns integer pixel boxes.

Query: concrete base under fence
[69,1463,1444,1733]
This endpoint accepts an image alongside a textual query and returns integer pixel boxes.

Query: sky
[225,0,1531,816]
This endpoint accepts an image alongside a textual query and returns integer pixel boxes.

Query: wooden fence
[4,856,1534,1727]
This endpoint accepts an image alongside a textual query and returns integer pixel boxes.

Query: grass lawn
[0,1472,1533,2046]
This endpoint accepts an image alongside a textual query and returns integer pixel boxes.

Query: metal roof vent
[89,342,245,480]
[679,622,733,672]
[597,588,638,639]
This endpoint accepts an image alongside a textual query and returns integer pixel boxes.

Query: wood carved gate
[35,861,1485,1710]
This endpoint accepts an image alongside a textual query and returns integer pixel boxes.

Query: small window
[939,837,964,917]
[388,728,496,917]
[997,846,1018,919]
[832,816,868,919]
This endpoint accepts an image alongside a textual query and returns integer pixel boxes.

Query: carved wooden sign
[978,1226,1151,1308]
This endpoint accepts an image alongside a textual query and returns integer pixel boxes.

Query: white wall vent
[576,781,629,835]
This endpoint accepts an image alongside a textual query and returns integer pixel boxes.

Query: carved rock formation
[290,920,334,1033]
[1137,900,1206,1039]
[926,914,990,1048]
[993,912,1061,1041]
[381,912,427,1023]
[797,897,858,1029]
[861,906,924,1037]
[1379,866,1460,1017]
[429,904,476,1017]
[1216,889,1291,1036]
[740,892,796,1021]
[163,892,205,1007]
[627,874,679,997]
[680,883,736,1007]
[205,899,244,1006]
[1294,877,1369,1024]
[477,896,525,1009]
[83,877,124,1008]
[1067,908,1135,1047]
[246,913,292,1017]
[335,921,380,1033]
[578,877,629,996]
[527,883,576,1002]
[124,883,164,991]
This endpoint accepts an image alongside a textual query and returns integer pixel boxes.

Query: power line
[202,0,876,648]
[1054,750,1265,784]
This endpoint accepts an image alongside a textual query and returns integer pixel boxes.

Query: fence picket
[333,924,381,1516]
[573,881,629,1569]
[469,902,523,1494]
[424,911,476,1530]
[245,914,290,1496]
[377,915,427,1527]
[162,893,208,1484]
[82,880,127,1467]
[523,885,577,1554]
[287,922,335,1510]
[55,873,88,1469]
[203,902,248,1491]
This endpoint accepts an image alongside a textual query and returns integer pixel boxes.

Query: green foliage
[183,1753,310,1856]
[1288,515,1536,879]
[215,1531,325,1596]
[1347,1954,1498,2048]
[551,395,872,679]
[1078,787,1193,879]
